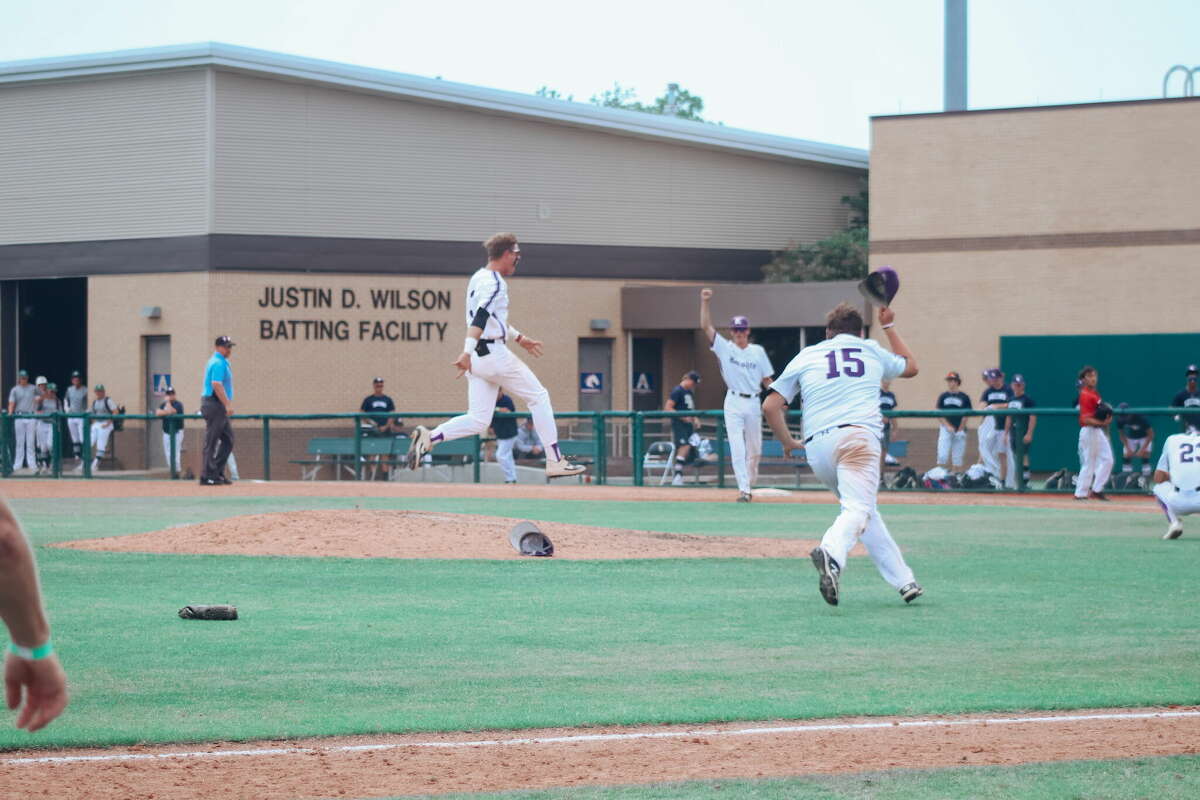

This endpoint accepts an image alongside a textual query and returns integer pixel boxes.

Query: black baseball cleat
[198,477,220,486]
[809,547,840,606]
[1088,491,1110,501]
[736,492,752,503]
[406,425,432,470]
[899,582,924,603]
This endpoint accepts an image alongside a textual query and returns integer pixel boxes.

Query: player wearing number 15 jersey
[1152,426,1200,540]
[763,302,922,606]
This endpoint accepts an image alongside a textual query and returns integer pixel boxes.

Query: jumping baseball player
[935,371,971,471]
[699,288,774,502]
[763,302,923,606]
[1075,366,1114,501]
[63,371,87,463]
[406,233,585,479]
[7,371,37,473]
[977,368,1012,481]
[1152,425,1200,540]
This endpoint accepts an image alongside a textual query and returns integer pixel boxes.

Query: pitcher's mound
[52,509,850,560]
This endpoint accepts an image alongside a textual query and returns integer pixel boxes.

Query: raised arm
[878,307,918,378]
[699,288,717,344]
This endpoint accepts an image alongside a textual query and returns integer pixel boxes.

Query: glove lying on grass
[178,604,238,620]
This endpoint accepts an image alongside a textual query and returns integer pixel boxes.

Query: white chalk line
[6,709,1198,766]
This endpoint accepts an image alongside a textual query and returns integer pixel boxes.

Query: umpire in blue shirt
[200,335,235,486]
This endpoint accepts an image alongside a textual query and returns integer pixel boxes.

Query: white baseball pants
[68,417,84,451]
[36,421,55,458]
[495,436,517,482]
[724,392,763,493]
[162,431,184,470]
[12,418,36,469]
[806,426,916,590]
[432,344,561,457]
[1075,426,1114,497]
[1153,481,1200,523]
[90,422,113,457]
[977,416,1003,476]
[936,427,967,468]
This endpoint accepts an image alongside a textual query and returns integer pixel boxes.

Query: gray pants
[200,397,233,481]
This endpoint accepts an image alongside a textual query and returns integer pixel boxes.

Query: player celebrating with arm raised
[406,233,585,480]
[699,288,774,502]
[763,302,922,606]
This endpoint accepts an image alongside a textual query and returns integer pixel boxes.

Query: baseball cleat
[1088,491,1110,501]
[736,492,752,503]
[545,457,586,479]
[809,547,840,606]
[406,425,432,470]
[671,473,684,486]
[1164,520,1184,540]
[899,582,924,603]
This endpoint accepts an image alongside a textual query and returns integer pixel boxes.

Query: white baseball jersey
[465,267,510,340]
[711,335,773,394]
[769,334,907,440]
[1157,431,1200,489]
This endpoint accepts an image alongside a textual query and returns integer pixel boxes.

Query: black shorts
[671,421,695,448]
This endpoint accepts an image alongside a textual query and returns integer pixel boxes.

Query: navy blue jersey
[668,384,696,412]
[1008,394,1035,433]
[1118,413,1152,439]
[980,386,1013,406]
[1173,389,1200,427]
[879,389,897,430]
[491,393,518,440]
[361,393,399,429]
[937,391,971,431]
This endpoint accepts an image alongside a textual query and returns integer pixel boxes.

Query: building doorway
[1,278,87,390]
[631,337,662,411]
[144,336,171,468]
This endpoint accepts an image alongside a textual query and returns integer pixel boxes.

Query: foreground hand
[878,306,895,327]
[453,351,472,377]
[519,337,544,358]
[5,652,68,732]
[700,288,713,301]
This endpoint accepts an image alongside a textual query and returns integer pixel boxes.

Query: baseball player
[155,386,185,476]
[1003,374,1036,488]
[699,288,774,502]
[1172,364,1200,430]
[406,233,585,480]
[1152,425,1200,540]
[34,382,59,476]
[664,371,702,486]
[935,371,971,471]
[1116,402,1154,479]
[977,369,1012,480]
[7,371,37,473]
[1075,366,1114,501]
[763,302,923,606]
[63,371,87,463]
[88,385,118,473]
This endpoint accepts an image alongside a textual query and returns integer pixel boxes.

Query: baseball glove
[178,604,238,620]
[1094,402,1113,422]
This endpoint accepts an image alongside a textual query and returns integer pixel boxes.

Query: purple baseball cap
[729,315,749,330]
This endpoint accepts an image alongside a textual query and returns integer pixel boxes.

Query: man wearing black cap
[664,370,702,486]
[155,386,186,478]
[935,372,971,471]
[359,377,402,437]
[1172,365,1200,430]
[199,336,235,486]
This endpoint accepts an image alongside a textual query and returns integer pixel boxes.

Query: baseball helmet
[508,521,554,557]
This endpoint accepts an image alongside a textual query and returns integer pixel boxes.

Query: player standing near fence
[763,302,923,606]
[1074,366,1114,501]
[699,288,774,502]
[935,371,971,471]
[406,233,584,480]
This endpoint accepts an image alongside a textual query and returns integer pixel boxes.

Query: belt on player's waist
[728,390,755,399]
[803,423,857,445]
[1172,484,1200,492]
[474,337,504,357]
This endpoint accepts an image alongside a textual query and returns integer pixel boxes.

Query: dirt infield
[3,708,1197,799]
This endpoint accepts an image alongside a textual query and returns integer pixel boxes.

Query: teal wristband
[7,639,54,660]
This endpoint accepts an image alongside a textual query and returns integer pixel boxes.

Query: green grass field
[4,495,1198,753]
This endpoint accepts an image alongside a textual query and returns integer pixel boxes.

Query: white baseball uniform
[430,267,565,461]
[90,396,116,466]
[977,385,1012,479]
[1153,431,1200,523]
[710,334,773,493]
[769,334,916,590]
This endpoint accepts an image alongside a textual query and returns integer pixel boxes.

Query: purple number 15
[825,347,865,379]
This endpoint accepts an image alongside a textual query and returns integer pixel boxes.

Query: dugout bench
[292,435,479,481]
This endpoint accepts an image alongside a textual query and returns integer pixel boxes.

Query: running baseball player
[935,371,971,471]
[763,302,923,605]
[977,368,1012,481]
[1153,424,1200,540]
[1075,366,1114,501]
[406,233,585,479]
[63,371,87,464]
[699,288,774,502]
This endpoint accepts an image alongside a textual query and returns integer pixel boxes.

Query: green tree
[539,82,711,122]
[535,86,574,102]
[763,179,869,283]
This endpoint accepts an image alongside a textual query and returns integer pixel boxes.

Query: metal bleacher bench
[292,435,477,480]
[758,439,809,487]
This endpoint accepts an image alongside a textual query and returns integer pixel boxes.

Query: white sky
[3,0,1197,149]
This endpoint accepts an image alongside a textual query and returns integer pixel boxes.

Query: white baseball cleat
[1164,520,1184,540]
[406,425,432,470]
[545,457,586,479]
[671,473,684,486]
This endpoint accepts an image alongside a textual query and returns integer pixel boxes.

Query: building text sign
[257,285,452,343]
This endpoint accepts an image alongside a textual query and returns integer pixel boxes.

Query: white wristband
[508,325,522,343]
[881,323,895,329]
[464,336,479,353]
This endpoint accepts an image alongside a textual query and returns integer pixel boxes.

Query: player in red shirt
[1075,366,1114,501]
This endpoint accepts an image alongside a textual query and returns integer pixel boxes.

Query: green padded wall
[999,333,1200,472]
